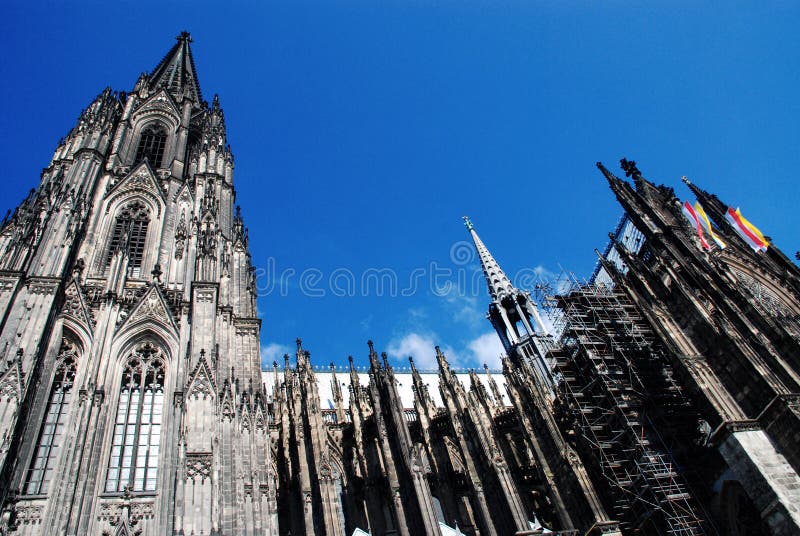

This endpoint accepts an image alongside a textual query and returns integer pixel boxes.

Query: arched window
[106,342,165,493]
[25,338,79,495]
[105,201,150,278]
[134,125,167,168]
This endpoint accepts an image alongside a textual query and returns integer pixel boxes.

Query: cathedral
[0,33,798,536]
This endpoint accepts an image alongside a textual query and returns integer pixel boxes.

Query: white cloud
[360,314,374,332]
[466,332,505,369]
[387,332,459,370]
[533,264,555,278]
[445,293,482,328]
[260,342,291,370]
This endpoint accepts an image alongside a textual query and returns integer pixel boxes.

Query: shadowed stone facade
[0,33,797,536]
[0,34,275,535]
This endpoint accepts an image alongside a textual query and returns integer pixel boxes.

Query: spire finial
[681,175,692,185]
[464,216,516,301]
[435,345,448,366]
[150,32,202,103]
[620,157,641,179]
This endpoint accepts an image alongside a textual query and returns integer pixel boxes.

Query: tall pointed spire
[463,216,514,301]
[463,216,549,361]
[149,31,202,103]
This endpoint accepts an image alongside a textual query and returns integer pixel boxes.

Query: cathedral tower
[595,159,800,535]
[464,218,621,536]
[0,33,277,535]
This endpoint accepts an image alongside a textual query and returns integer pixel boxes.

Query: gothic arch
[60,315,93,356]
[326,441,347,486]
[100,337,171,495]
[111,327,177,371]
[126,90,181,168]
[114,287,179,348]
[131,89,181,128]
[92,192,164,278]
[133,123,168,168]
[104,165,166,217]
[444,435,466,473]
[22,331,82,495]
[101,328,177,414]
[722,255,800,317]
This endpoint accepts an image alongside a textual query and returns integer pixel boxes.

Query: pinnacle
[149,32,202,104]
[465,218,516,301]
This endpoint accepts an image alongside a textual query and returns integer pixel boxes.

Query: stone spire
[149,31,203,103]
[681,175,728,229]
[463,217,547,355]
[463,216,515,301]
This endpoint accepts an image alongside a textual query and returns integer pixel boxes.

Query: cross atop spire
[149,31,203,104]
[463,217,514,301]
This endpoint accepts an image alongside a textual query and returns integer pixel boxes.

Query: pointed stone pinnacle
[465,217,515,301]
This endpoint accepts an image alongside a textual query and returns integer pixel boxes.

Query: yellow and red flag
[694,202,726,249]
[726,207,768,253]
[682,201,711,250]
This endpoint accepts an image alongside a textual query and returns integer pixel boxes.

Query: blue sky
[2,1,798,371]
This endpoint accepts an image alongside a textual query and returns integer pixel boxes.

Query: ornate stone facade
[590,161,800,535]
[0,34,275,536]
[0,33,797,536]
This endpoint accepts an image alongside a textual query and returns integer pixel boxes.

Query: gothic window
[134,125,167,168]
[105,202,150,278]
[105,342,165,493]
[24,338,79,495]
[732,268,800,337]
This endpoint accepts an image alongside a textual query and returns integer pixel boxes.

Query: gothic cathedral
[0,34,275,535]
[0,33,798,536]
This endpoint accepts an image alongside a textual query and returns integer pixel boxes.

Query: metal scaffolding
[540,278,708,535]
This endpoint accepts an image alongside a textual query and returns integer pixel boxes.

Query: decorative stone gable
[130,88,181,127]
[105,162,166,212]
[61,279,95,329]
[116,284,177,334]
[186,350,216,400]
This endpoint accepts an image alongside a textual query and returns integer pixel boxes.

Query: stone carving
[97,499,154,528]
[27,278,58,295]
[186,351,215,400]
[619,157,641,179]
[13,504,43,524]
[122,285,173,329]
[62,280,95,327]
[0,278,17,293]
[185,453,212,483]
[732,268,800,336]
[174,210,187,260]
[0,351,24,403]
